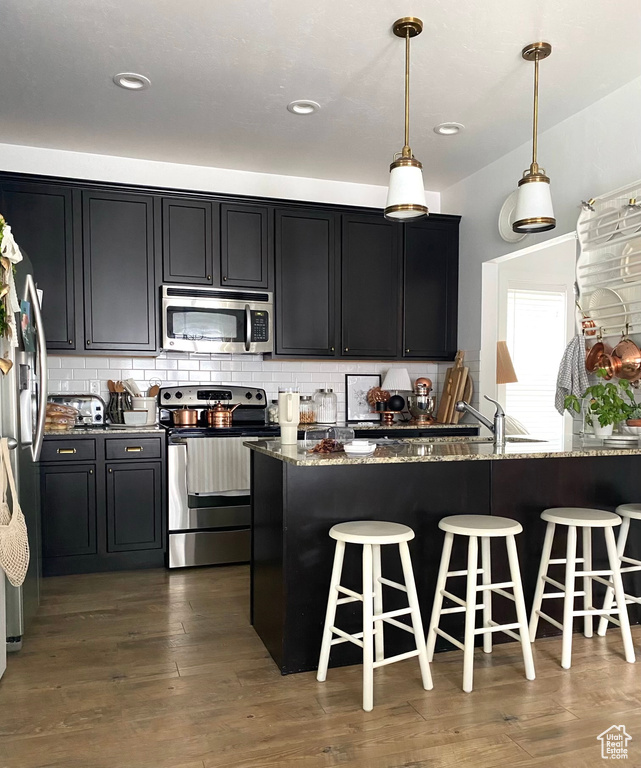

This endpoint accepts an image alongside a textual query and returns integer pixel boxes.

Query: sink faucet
[455,395,506,446]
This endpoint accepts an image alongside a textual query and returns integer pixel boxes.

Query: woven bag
[0,437,29,586]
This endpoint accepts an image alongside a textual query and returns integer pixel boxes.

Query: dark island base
[251,452,641,674]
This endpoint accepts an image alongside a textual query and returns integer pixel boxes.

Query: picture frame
[345,374,381,422]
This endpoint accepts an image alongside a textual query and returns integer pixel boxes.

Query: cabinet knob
[330,346,334,352]
[89,469,93,475]
[406,348,410,353]
[86,340,91,345]
[223,276,227,281]
[207,275,212,280]
[344,347,349,352]
[68,340,73,345]
[109,468,112,473]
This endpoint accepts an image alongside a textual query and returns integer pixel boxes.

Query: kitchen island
[248,436,641,674]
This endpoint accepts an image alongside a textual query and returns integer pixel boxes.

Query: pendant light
[384,17,428,221]
[512,42,556,233]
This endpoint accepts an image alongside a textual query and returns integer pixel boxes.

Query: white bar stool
[426,515,535,693]
[529,507,635,669]
[597,503,641,637]
[316,521,432,712]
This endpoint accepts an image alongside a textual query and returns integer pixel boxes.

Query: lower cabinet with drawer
[41,432,166,575]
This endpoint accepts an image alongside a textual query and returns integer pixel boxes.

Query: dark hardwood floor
[0,566,640,768]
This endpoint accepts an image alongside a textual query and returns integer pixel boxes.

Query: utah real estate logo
[597,725,631,760]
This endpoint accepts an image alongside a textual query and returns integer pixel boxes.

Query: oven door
[162,293,272,354]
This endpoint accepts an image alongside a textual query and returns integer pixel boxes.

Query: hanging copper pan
[611,334,641,381]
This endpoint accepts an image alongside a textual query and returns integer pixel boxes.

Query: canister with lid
[314,388,337,424]
[299,395,316,424]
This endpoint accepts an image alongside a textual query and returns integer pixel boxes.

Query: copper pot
[611,335,641,380]
[173,407,198,426]
[206,402,240,428]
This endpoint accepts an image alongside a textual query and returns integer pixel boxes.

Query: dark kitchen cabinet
[0,182,76,350]
[41,464,96,558]
[341,214,400,358]
[41,434,166,576]
[106,462,162,552]
[162,197,215,285]
[403,218,459,360]
[275,208,338,356]
[82,191,156,352]
[220,203,271,289]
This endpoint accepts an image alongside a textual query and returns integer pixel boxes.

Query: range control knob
[245,392,253,400]
[175,391,183,400]
[255,392,263,401]
[163,392,172,400]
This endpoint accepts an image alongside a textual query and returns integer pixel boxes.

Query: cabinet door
[106,462,162,552]
[275,209,337,356]
[220,203,270,289]
[41,464,96,557]
[162,197,214,285]
[83,191,156,351]
[341,214,400,358]
[403,218,459,360]
[0,183,75,350]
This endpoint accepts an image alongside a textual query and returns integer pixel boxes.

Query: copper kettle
[206,402,240,428]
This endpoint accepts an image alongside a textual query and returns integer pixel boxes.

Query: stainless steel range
[160,384,279,568]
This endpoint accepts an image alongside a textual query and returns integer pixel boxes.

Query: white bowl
[123,410,148,426]
[344,441,376,456]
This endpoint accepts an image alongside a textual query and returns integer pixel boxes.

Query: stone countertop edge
[44,427,164,436]
[245,439,641,467]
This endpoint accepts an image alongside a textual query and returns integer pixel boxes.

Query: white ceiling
[1,0,640,190]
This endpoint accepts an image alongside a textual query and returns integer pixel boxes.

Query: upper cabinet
[0,183,76,350]
[82,191,157,352]
[275,209,337,357]
[341,214,400,358]
[219,203,271,289]
[402,218,459,360]
[162,197,215,285]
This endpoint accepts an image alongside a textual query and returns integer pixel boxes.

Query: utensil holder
[107,392,132,424]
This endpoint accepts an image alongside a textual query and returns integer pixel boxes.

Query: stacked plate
[343,440,377,456]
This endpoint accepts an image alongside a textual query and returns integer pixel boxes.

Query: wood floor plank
[1,565,639,768]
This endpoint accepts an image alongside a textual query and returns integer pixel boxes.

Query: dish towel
[555,335,589,415]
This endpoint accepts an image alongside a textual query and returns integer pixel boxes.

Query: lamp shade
[496,341,518,384]
[512,174,556,233]
[382,367,413,391]
[384,162,428,220]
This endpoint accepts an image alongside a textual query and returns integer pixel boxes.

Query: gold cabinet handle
[57,448,76,455]
[126,446,143,452]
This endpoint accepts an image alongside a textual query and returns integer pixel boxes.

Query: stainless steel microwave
[161,286,273,354]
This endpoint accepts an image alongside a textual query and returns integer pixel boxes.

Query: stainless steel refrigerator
[2,250,47,658]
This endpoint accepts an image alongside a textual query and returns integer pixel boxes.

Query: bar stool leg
[426,531,454,661]
[362,543,375,711]
[481,536,492,654]
[529,522,555,642]
[561,525,577,670]
[462,535,479,693]
[372,544,384,663]
[582,527,593,638]
[317,540,346,682]
[505,534,536,681]
[604,527,636,664]
[598,517,631,636]
[399,541,433,691]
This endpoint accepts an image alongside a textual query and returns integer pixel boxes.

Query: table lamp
[381,367,413,422]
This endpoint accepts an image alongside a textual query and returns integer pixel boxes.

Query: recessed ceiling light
[113,73,151,91]
[433,122,464,135]
[287,100,321,115]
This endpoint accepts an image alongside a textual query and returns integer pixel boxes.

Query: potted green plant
[564,369,636,438]
[625,402,641,428]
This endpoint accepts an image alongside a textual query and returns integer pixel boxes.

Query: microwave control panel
[251,311,269,342]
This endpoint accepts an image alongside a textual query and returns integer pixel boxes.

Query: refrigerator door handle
[25,275,47,462]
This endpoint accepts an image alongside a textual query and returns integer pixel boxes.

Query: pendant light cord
[531,52,539,171]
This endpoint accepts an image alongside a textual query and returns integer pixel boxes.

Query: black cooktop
[166,424,280,438]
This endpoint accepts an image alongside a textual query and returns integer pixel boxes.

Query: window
[505,288,567,448]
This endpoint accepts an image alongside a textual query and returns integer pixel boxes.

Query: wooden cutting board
[436,350,464,423]
[446,363,468,424]
[452,374,473,424]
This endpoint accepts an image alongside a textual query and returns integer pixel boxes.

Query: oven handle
[244,304,251,352]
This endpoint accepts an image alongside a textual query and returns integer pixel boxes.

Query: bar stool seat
[541,507,621,527]
[318,520,432,711]
[614,503,641,519]
[439,515,522,537]
[426,514,534,693]
[529,507,635,669]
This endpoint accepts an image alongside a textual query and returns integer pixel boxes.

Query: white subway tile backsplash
[48,356,62,369]
[64,358,86,369]
[76,368,97,379]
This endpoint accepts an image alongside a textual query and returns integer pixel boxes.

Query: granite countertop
[245,435,641,466]
[340,422,479,430]
[44,426,164,436]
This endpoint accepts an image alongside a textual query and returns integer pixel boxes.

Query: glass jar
[267,400,279,424]
[314,388,337,424]
[299,395,316,425]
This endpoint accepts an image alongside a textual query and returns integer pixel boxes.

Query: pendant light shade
[512,42,556,234]
[384,17,428,221]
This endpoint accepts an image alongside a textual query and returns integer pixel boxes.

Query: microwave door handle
[244,305,251,352]
[25,274,48,462]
